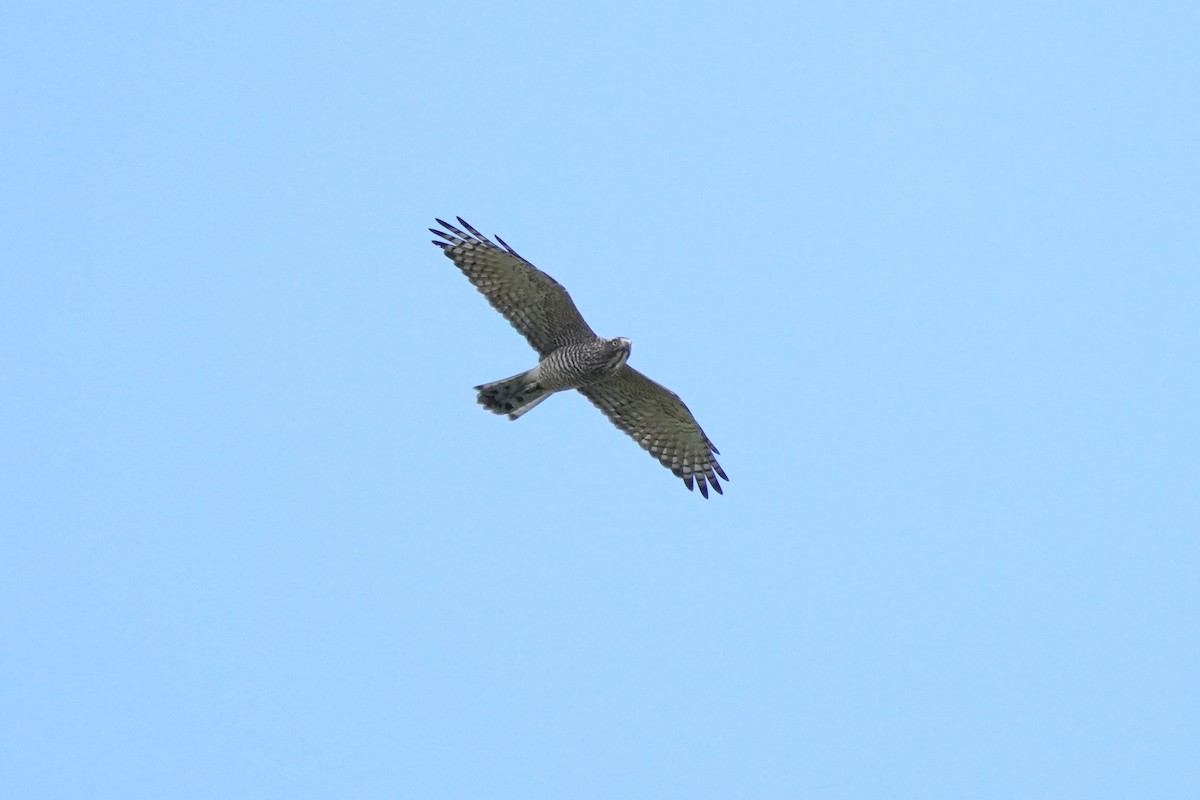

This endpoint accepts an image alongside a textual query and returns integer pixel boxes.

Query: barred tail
[474,370,552,420]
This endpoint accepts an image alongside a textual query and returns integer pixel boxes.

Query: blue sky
[2,1,1197,797]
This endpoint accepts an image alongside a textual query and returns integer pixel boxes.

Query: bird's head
[606,337,632,370]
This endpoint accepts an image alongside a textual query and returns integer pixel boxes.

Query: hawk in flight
[432,217,728,498]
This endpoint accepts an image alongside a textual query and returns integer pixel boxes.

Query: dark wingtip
[684,475,695,492]
[434,217,470,240]
[697,475,710,499]
[710,477,723,495]
[459,218,499,247]
[495,234,524,260]
[714,463,729,481]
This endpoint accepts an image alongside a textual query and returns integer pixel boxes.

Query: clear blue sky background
[3,2,1197,797]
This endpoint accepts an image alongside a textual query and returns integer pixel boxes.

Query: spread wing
[579,367,728,498]
[431,217,596,356]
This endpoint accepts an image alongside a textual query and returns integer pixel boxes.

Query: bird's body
[431,217,727,497]
[475,338,631,419]
[533,336,632,393]
[472,338,633,419]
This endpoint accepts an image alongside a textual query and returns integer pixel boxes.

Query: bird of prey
[431,217,728,498]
